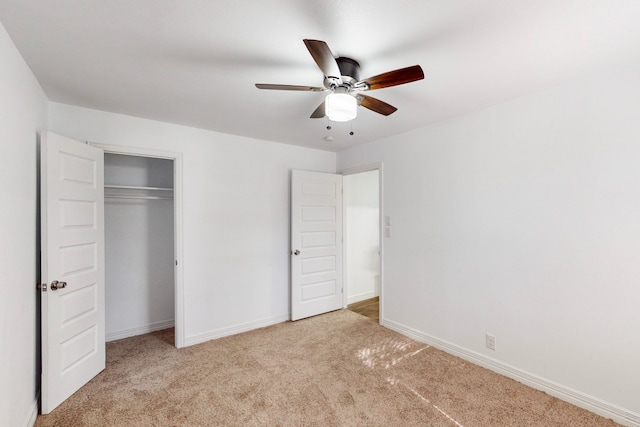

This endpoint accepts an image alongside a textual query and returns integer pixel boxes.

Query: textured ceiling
[1,0,639,151]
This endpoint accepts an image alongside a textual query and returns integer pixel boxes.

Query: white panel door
[41,132,105,413]
[291,170,343,321]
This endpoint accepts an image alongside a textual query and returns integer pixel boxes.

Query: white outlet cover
[486,334,496,350]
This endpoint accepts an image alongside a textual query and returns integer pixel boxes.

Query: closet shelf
[105,184,174,200]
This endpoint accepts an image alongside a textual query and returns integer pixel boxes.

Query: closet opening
[97,144,184,348]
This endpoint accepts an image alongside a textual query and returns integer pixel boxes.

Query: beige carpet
[36,310,619,426]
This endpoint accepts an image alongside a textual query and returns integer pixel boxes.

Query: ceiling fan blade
[310,101,325,118]
[255,83,325,91]
[303,39,343,84]
[356,94,398,116]
[360,65,424,90]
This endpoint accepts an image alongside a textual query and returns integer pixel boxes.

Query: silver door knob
[50,280,67,291]
[293,250,300,256]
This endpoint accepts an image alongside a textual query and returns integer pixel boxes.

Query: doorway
[93,143,184,348]
[343,165,382,323]
[103,153,175,345]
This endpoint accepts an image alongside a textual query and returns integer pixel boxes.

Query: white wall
[48,103,336,345]
[344,170,380,304]
[0,22,48,427]
[104,154,175,340]
[338,66,640,425]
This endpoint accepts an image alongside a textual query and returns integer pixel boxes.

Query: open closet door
[40,132,105,413]
[291,170,343,321]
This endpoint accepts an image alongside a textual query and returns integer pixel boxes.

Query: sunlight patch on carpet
[405,383,466,427]
[383,371,466,426]
[357,337,429,369]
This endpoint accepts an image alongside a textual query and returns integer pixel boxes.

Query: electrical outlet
[385,226,391,238]
[486,334,496,351]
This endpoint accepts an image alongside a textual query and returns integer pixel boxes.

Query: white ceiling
[1,0,639,151]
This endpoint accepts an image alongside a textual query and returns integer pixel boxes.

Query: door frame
[339,162,384,322]
[90,142,185,348]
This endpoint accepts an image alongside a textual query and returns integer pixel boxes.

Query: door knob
[293,250,300,256]
[50,280,67,291]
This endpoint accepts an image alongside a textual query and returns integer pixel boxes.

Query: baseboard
[184,314,289,347]
[106,319,175,342]
[347,290,377,305]
[25,395,38,427]
[382,319,640,427]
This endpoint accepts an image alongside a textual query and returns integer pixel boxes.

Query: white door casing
[291,170,343,321]
[90,142,184,348]
[41,132,105,413]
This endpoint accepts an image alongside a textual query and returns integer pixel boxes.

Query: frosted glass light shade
[325,93,357,122]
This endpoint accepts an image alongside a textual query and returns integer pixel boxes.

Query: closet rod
[105,195,173,200]
[105,184,173,191]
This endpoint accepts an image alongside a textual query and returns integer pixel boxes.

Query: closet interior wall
[104,153,175,341]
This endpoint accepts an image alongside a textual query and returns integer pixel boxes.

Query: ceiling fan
[255,39,424,122]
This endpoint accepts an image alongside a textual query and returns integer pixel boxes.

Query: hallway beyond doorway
[347,297,379,322]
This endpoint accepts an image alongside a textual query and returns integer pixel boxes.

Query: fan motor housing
[324,57,360,89]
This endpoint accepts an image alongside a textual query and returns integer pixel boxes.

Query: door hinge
[38,283,47,292]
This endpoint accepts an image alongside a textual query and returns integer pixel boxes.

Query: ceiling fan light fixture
[325,92,357,122]
[256,40,424,121]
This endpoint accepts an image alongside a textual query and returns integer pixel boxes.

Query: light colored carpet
[36,310,619,426]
